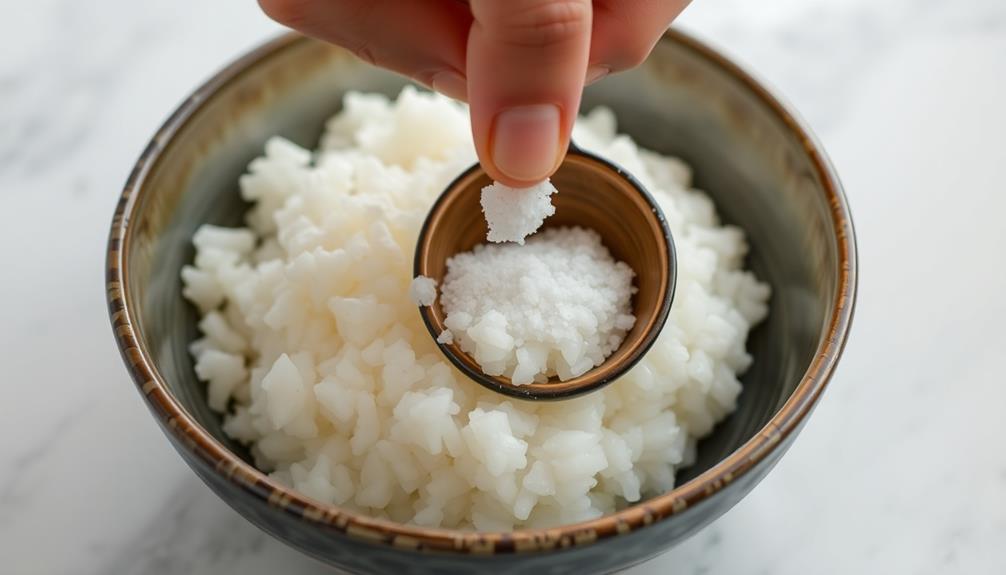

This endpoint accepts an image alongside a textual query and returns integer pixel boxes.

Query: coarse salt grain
[480,180,557,244]
[409,275,437,306]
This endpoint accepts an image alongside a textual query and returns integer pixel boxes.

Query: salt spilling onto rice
[437,226,636,385]
[408,275,438,307]
[182,87,770,530]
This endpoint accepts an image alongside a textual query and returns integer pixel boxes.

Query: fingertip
[585,65,609,85]
[430,70,468,102]
[490,104,562,183]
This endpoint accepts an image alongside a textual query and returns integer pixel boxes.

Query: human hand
[259,0,691,186]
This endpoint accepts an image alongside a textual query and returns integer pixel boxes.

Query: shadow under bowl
[107,29,857,575]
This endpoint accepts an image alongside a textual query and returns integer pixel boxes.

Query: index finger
[258,0,472,90]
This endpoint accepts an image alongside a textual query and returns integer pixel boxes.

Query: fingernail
[431,70,467,101]
[492,104,561,182]
[585,65,609,85]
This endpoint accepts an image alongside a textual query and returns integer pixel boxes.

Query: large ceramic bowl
[107,30,856,574]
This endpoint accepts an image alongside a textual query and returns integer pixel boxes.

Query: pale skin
[258,0,691,187]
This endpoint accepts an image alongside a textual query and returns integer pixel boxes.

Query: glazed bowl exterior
[107,30,856,574]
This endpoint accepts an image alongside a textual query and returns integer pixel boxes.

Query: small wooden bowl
[414,145,677,400]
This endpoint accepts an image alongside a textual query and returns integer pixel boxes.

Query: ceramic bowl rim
[106,29,858,555]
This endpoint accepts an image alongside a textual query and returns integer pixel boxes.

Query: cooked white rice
[182,87,770,530]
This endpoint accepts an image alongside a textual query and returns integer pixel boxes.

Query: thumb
[467,0,592,186]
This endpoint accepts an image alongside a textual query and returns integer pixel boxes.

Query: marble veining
[0,405,91,511]
[1,0,1005,573]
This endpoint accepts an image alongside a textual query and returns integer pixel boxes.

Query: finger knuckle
[490,0,590,48]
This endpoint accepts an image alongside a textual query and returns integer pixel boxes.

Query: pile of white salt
[416,226,637,385]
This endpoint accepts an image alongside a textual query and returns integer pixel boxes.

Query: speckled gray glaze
[107,30,856,575]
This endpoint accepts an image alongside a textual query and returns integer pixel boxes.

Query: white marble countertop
[2,0,1005,573]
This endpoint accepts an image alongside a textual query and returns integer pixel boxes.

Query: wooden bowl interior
[416,152,673,399]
